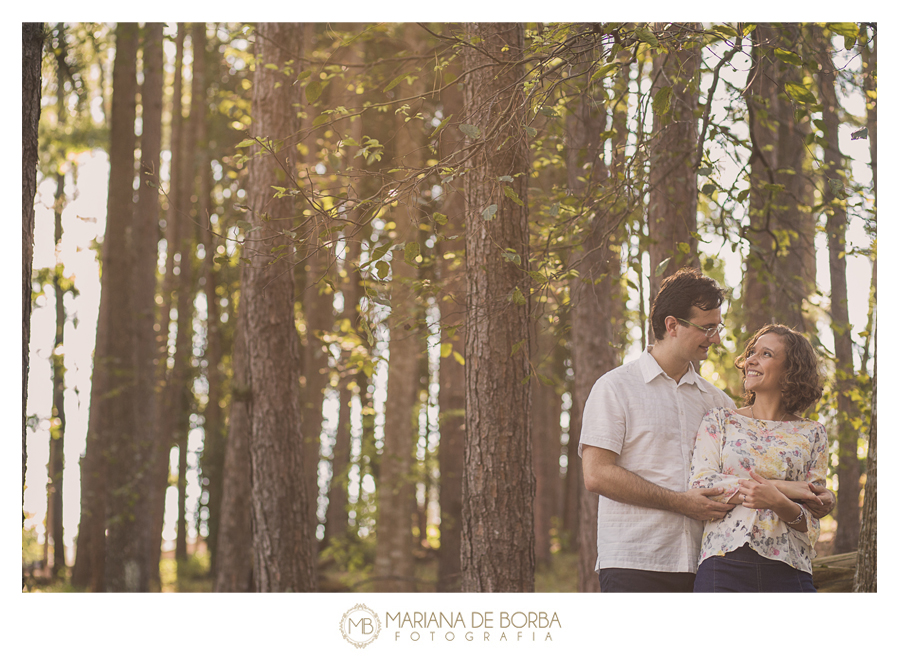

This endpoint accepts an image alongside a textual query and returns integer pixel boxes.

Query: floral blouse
[688,407,829,574]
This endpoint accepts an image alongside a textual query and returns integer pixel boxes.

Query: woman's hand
[739,472,808,531]
[738,471,790,511]
[772,480,819,504]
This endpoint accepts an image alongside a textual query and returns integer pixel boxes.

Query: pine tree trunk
[214,320,255,591]
[100,21,143,592]
[298,24,332,551]
[816,29,860,553]
[854,362,876,592]
[374,25,427,591]
[48,179,67,580]
[435,72,466,593]
[460,23,534,593]
[243,22,317,592]
[148,23,187,585]
[743,24,816,332]
[22,22,43,518]
[648,23,700,301]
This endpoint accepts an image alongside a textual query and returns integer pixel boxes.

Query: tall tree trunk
[436,69,466,593]
[323,31,367,546]
[299,25,332,553]
[243,21,317,592]
[374,24,426,591]
[100,21,143,592]
[743,24,816,333]
[22,22,43,518]
[148,23,187,586]
[854,359,876,592]
[648,23,700,300]
[48,173,67,580]
[460,22,534,593]
[531,323,563,567]
[816,28,860,553]
[214,319,254,591]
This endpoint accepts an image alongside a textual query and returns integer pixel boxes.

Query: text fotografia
[387,611,561,642]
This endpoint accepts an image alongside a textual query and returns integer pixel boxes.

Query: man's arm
[582,445,734,521]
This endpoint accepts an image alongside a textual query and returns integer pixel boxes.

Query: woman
[689,324,828,592]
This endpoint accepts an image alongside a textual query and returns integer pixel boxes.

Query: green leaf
[296,70,312,82]
[701,183,717,196]
[460,123,481,139]
[452,351,465,366]
[538,106,558,118]
[404,241,420,267]
[712,24,738,38]
[655,257,671,277]
[375,260,390,279]
[590,62,619,82]
[851,127,868,141]
[433,212,448,226]
[510,338,526,357]
[826,22,859,39]
[441,343,453,358]
[306,79,324,103]
[783,82,816,105]
[235,138,257,149]
[482,204,498,221]
[774,48,803,66]
[312,113,331,128]
[503,185,524,206]
[633,26,659,47]
[430,114,453,138]
[371,240,394,263]
[383,72,407,93]
[511,287,526,306]
[527,270,548,285]
[653,86,673,115]
[524,125,537,138]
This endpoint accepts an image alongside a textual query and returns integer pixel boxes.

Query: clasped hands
[738,472,834,519]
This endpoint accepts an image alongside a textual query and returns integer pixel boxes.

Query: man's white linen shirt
[578,348,735,573]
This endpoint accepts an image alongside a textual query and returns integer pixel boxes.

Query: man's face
[675,306,723,362]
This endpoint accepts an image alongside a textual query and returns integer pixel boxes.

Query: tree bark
[243,22,317,592]
[743,24,816,333]
[22,22,43,519]
[100,21,143,592]
[816,28,860,553]
[854,361,876,592]
[648,23,700,301]
[436,67,466,592]
[460,22,534,593]
[148,23,187,585]
[214,319,255,592]
[374,24,426,591]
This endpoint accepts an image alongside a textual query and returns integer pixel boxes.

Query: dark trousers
[693,544,816,592]
[598,568,695,593]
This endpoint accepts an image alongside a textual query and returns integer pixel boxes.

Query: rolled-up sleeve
[688,408,742,503]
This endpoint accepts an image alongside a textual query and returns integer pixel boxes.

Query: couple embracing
[579,268,835,593]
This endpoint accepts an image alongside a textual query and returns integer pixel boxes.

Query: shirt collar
[640,347,714,392]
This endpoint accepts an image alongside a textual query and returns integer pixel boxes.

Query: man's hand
[676,488,735,521]
[806,483,836,519]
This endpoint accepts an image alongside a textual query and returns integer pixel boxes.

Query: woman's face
[742,332,788,397]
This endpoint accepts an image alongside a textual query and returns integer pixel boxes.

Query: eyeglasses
[675,318,725,338]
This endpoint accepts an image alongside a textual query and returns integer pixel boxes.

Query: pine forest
[22,21,876,593]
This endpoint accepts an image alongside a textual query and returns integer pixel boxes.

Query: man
[579,268,834,592]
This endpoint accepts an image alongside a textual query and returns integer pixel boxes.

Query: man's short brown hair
[649,268,726,342]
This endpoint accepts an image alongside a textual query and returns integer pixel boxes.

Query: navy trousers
[693,544,816,592]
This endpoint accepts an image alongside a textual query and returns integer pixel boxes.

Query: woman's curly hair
[734,324,823,414]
